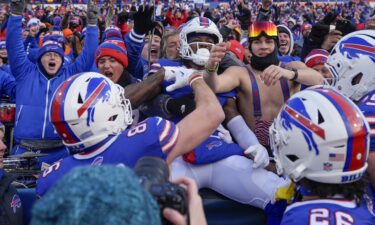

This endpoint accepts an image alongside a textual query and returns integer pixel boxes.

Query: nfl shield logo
[323,162,332,171]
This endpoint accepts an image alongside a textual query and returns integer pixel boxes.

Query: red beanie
[305,49,329,68]
[95,40,128,68]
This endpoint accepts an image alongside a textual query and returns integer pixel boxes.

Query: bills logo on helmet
[339,36,375,62]
[10,194,21,214]
[281,98,325,155]
[199,17,210,27]
[77,78,111,126]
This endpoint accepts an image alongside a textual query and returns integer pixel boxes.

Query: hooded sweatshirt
[277,25,301,63]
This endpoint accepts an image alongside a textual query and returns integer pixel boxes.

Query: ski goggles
[248,21,278,39]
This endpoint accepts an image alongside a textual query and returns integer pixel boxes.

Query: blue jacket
[124,30,145,80]
[6,16,98,141]
[0,70,15,99]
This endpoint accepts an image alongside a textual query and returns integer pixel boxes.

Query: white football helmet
[50,72,133,154]
[179,17,223,66]
[327,29,375,101]
[270,87,369,184]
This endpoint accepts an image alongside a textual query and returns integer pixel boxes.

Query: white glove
[244,144,270,169]
[217,124,233,144]
[164,67,202,92]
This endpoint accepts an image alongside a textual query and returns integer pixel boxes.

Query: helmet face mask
[179,17,223,66]
[328,30,375,101]
[51,72,133,154]
[270,87,369,184]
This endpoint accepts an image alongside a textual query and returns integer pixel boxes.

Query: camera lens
[134,157,170,190]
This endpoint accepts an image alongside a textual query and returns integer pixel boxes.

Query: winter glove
[10,0,25,16]
[164,67,203,92]
[217,124,233,144]
[244,144,270,168]
[133,5,154,35]
[308,12,338,46]
[87,0,99,25]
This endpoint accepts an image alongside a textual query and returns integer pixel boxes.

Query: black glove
[321,12,339,25]
[87,0,99,25]
[133,5,154,35]
[308,23,329,46]
[10,0,25,16]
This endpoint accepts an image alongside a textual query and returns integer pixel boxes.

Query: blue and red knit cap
[101,25,123,42]
[304,49,329,68]
[38,31,65,62]
[95,40,128,68]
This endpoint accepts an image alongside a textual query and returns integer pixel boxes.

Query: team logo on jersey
[339,36,375,62]
[10,194,21,214]
[91,156,104,166]
[206,140,223,150]
[77,78,111,126]
[281,99,324,155]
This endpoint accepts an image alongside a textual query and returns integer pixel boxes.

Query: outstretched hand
[206,42,229,73]
[10,0,25,16]
[133,5,155,35]
[87,0,99,25]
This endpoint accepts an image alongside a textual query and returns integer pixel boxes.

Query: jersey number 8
[127,123,147,137]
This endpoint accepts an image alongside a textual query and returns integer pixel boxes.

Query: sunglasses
[248,21,278,39]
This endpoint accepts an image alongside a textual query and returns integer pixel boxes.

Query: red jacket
[165,9,188,28]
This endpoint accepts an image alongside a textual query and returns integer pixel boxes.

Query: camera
[134,157,188,225]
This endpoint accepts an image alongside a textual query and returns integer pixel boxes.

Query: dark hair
[300,178,369,203]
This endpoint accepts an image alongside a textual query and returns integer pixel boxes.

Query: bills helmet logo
[339,36,375,62]
[77,77,111,126]
[281,97,325,155]
[10,194,21,214]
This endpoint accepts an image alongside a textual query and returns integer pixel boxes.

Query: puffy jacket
[6,15,98,141]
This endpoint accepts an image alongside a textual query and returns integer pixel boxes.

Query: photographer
[31,165,206,225]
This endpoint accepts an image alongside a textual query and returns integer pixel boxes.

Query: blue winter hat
[30,165,161,225]
[38,32,65,61]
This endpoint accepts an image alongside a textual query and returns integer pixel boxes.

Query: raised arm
[203,42,244,93]
[6,6,34,81]
[66,0,99,74]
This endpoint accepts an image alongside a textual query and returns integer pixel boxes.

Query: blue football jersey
[36,117,179,197]
[358,89,375,151]
[281,199,375,225]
